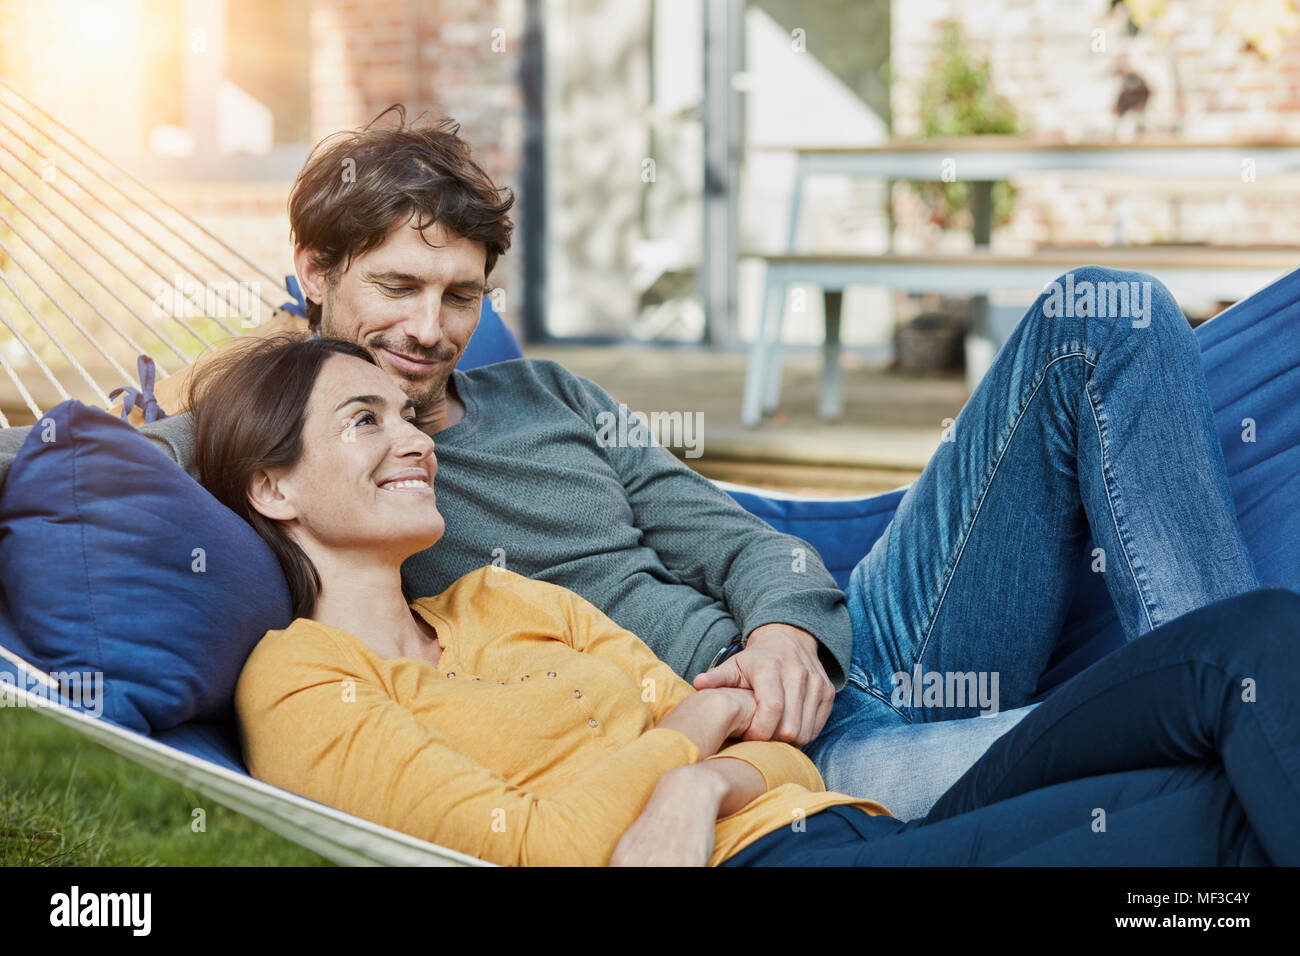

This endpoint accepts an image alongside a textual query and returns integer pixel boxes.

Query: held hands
[616,629,832,866]
[652,685,757,756]
[692,623,835,746]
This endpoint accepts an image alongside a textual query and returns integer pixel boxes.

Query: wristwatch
[707,635,745,671]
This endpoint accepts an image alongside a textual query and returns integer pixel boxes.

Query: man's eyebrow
[447,279,486,295]
[365,270,421,284]
[334,394,417,413]
[365,269,484,295]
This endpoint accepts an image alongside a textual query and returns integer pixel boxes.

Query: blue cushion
[460,297,523,369]
[0,401,293,733]
[721,487,907,591]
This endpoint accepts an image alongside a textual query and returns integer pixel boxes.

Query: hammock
[2,83,1299,866]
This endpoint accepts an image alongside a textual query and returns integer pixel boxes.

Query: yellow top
[234,566,891,866]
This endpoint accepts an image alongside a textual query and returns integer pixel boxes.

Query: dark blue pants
[724,589,1299,866]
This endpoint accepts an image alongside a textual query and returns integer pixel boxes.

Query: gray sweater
[0,358,853,686]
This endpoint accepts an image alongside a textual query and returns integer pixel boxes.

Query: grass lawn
[1,705,332,866]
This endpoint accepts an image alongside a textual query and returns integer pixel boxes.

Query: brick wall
[308,0,526,311]
[891,0,1300,252]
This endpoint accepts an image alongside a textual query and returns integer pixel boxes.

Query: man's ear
[247,467,299,523]
[293,244,327,308]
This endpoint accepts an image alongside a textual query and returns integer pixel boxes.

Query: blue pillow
[460,296,524,369]
[0,400,293,733]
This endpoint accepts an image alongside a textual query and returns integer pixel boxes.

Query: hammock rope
[0,225,134,385]
[0,77,291,295]
[0,203,164,367]
[0,136,225,348]
[0,105,279,325]
[0,80,296,419]
[0,178,193,366]
[0,238,117,400]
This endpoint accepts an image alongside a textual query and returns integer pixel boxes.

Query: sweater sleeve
[0,423,31,488]
[235,627,703,867]
[138,412,200,482]
[561,368,854,688]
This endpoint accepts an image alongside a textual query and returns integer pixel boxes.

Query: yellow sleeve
[706,741,827,793]
[235,628,703,867]
[538,576,828,794]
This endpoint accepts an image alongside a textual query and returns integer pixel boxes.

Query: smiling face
[298,217,487,428]
[249,352,444,563]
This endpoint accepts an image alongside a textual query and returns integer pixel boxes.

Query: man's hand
[692,623,834,746]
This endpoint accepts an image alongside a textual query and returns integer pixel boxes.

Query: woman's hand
[609,758,768,867]
[609,764,727,867]
[654,687,757,757]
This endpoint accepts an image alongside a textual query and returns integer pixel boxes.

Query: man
[0,109,1259,821]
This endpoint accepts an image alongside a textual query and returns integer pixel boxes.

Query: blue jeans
[725,588,1298,865]
[804,266,1260,820]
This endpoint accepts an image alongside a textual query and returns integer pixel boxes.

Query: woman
[190,332,1297,866]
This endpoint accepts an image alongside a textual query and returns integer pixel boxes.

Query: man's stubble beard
[320,295,450,422]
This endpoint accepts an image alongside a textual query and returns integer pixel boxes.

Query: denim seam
[846,665,914,724]
[1084,381,1157,633]
[913,350,1093,678]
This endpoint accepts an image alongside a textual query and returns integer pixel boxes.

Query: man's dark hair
[288,105,515,331]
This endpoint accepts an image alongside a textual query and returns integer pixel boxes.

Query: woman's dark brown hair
[289,105,515,330]
[188,333,378,619]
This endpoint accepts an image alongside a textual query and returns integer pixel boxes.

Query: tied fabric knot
[280,275,308,318]
[109,354,169,423]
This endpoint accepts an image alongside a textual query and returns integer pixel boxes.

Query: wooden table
[742,137,1300,428]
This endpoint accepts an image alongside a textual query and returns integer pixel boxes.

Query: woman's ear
[293,244,327,309]
[247,467,299,523]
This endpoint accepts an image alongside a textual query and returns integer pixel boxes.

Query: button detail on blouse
[588,718,599,728]
[546,671,556,678]
[572,689,582,699]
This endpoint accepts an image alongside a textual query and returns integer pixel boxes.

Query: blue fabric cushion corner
[0,401,293,733]
[461,296,523,368]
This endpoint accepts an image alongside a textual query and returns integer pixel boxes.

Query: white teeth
[381,479,429,490]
